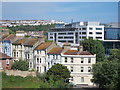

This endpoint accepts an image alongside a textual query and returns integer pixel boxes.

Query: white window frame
[6,59,9,64]
[81,67,84,72]
[36,58,39,63]
[81,77,84,82]
[88,58,91,63]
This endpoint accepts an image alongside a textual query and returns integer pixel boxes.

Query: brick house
[0,52,13,70]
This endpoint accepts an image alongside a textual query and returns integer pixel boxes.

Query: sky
[2,2,119,23]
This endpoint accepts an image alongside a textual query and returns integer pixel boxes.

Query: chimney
[79,45,83,52]
[62,43,71,53]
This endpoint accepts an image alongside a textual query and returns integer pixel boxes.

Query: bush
[46,64,70,82]
[11,60,29,71]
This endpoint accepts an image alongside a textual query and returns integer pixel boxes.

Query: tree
[108,49,120,61]
[92,60,118,88]
[7,24,55,33]
[82,38,105,62]
[46,64,70,82]
[11,60,29,71]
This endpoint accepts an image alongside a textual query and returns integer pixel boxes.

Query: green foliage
[92,60,118,88]
[36,72,47,82]
[92,49,120,89]
[25,35,30,37]
[9,29,15,34]
[7,24,55,33]
[2,72,41,88]
[108,49,120,61]
[11,60,29,71]
[82,37,105,62]
[46,64,70,82]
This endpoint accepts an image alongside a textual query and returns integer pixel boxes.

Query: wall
[61,54,96,85]
[5,70,36,77]
[0,59,13,70]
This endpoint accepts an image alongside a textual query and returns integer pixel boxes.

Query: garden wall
[5,70,36,77]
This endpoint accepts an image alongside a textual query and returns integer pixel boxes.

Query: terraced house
[2,34,16,57]
[23,38,43,70]
[12,38,27,61]
[46,43,72,70]
[0,34,8,53]
[0,52,13,70]
[34,42,56,73]
[61,46,96,86]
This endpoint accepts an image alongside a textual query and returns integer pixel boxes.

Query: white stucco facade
[61,54,96,86]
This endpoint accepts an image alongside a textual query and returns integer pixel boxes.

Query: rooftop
[35,42,52,50]
[48,47,63,55]
[3,34,16,41]
[64,50,92,55]
[0,34,8,41]
[12,38,27,45]
[23,38,38,46]
[0,52,12,59]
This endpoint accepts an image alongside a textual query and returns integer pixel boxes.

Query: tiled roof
[3,34,15,40]
[48,47,63,55]
[64,50,92,55]
[35,42,52,50]
[64,50,78,55]
[12,38,27,45]
[0,52,12,59]
[23,38,38,46]
[79,51,92,55]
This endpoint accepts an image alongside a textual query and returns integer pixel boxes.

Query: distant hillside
[7,24,55,33]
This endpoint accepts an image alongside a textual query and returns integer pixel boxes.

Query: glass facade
[103,42,120,55]
[104,28,120,40]
[103,28,120,55]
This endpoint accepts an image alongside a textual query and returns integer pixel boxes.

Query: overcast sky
[2,2,118,23]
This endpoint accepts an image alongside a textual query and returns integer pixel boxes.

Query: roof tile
[35,42,52,50]
[48,47,63,54]
[0,52,12,59]
[3,34,16,40]
[64,50,92,55]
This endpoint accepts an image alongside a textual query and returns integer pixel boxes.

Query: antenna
[71,19,73,23]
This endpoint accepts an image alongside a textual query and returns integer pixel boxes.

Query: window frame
[65,57,67,63]
[6,59,9,64]
[81,67,84,72]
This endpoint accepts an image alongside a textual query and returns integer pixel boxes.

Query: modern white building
[48,21,104,46]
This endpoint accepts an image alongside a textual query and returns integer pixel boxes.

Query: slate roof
[0,34,9,41]
[0,52,12,59]
[48,47,63,55]
[35,42,52,50]
[3,34,16,40]
[12,38,27,45]
[23,38,38,46]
